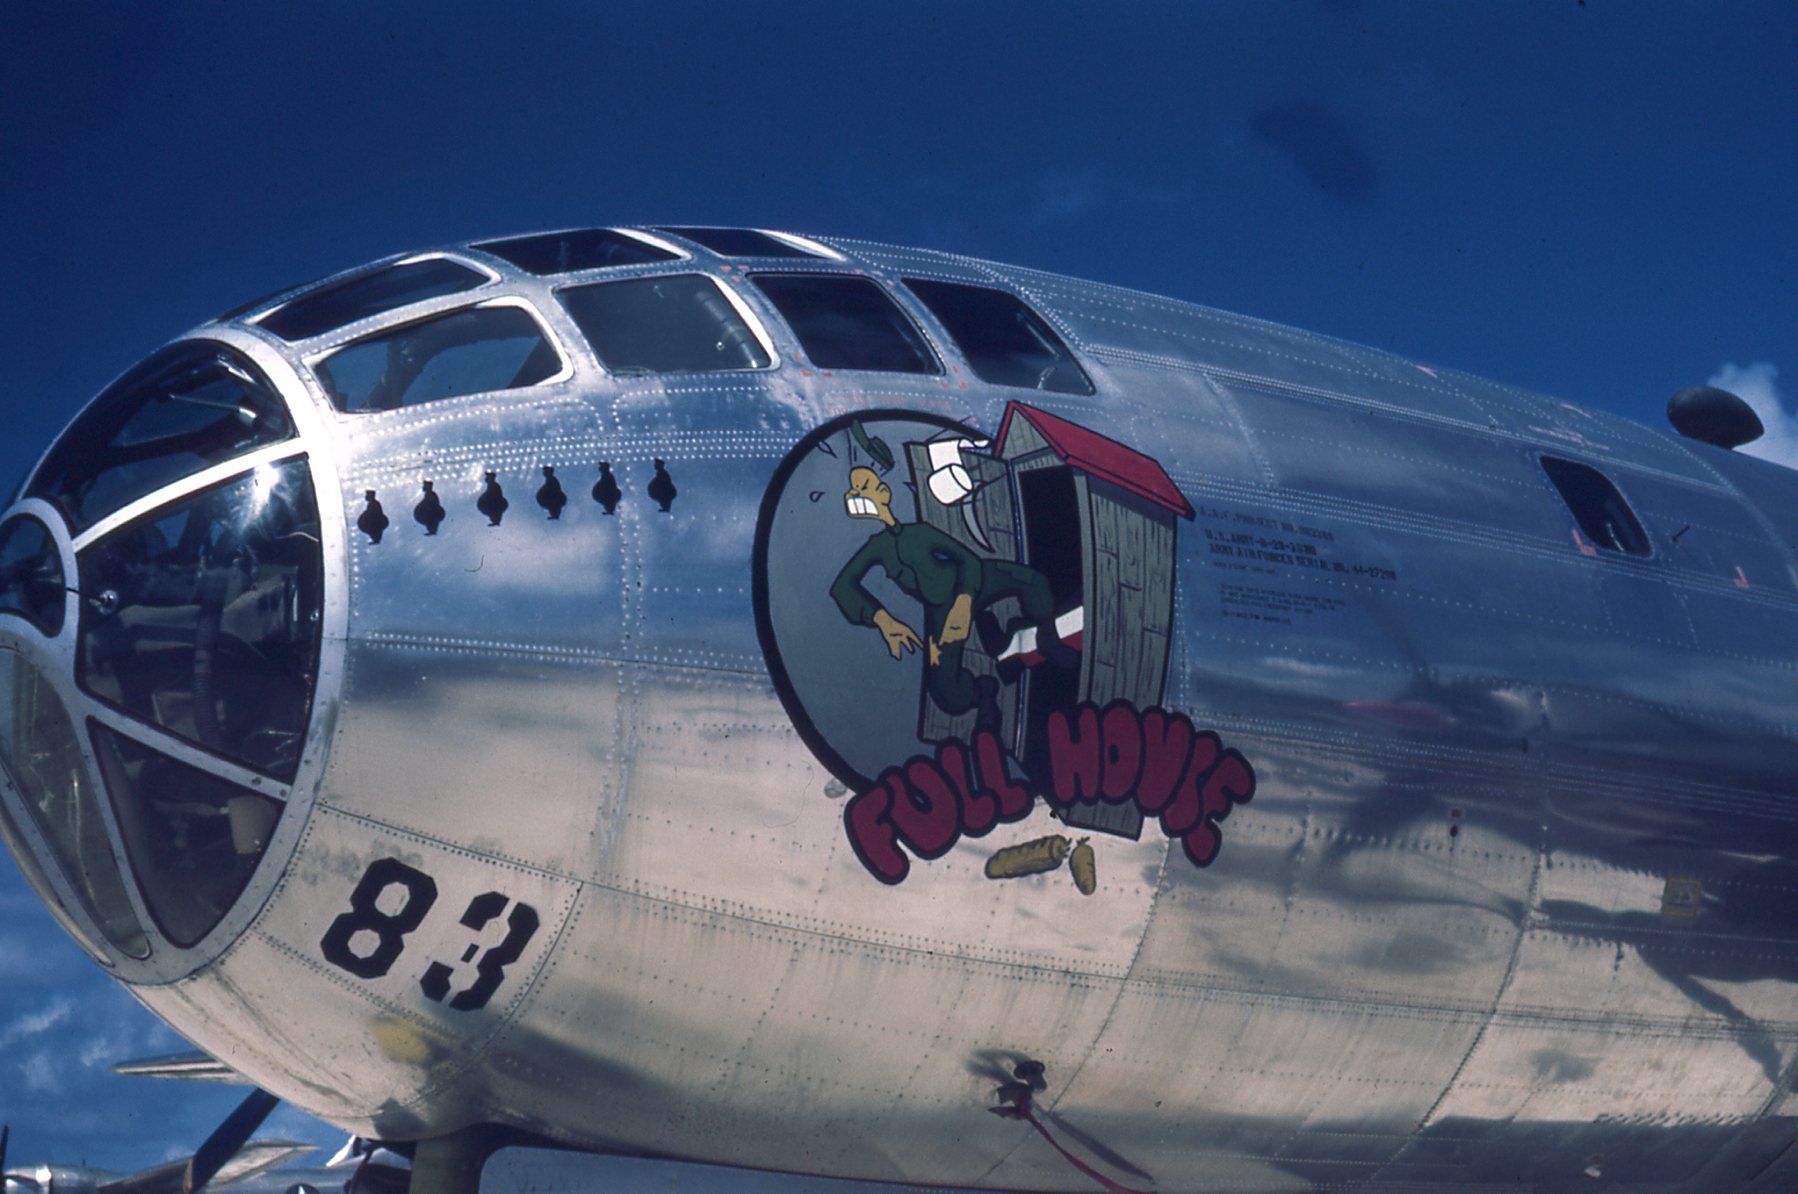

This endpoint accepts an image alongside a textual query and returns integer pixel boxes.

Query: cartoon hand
[927,638,942,667]
[872,609,921,660]
[940,593,974,645]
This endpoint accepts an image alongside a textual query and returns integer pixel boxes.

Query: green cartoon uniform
[831,521,1058,715]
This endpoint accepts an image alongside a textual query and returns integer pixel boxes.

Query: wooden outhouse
[907,401,1194,839]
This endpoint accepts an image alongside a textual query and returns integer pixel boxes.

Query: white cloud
[0,997,72,1047]
[1709,361,1798,468]
[21,1051,60,1093]
[79,1030,125,1070]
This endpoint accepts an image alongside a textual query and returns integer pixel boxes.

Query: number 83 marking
[319,858,541,1012]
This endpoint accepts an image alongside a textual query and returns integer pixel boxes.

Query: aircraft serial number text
[319,857,541,1012]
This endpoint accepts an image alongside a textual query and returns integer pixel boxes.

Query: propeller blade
[93,1089,284,1194]
[184,1088,279,1193]
[2,1121,9,1174]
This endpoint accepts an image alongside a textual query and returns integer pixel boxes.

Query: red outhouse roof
[993,402,1195,519]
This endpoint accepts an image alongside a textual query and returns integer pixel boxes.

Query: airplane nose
[0,337,325,969]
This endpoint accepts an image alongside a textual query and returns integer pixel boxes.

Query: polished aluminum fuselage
[26,234,1798,1189]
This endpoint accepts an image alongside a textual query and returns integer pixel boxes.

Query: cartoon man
[830,466,1069,726]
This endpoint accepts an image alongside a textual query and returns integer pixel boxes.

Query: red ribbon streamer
[1018,1105,1153,1194]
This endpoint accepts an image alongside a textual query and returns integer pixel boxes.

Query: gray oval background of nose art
[756,410,974,790]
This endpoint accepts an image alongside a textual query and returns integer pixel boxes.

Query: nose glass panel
[77,459,323,781]
[25,341,294,533]
[88,721,281,949]
[0,516,65,636]
[0,650,149,957]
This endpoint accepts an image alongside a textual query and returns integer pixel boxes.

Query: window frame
[0,647,152,961]
[87,717,284,949]
[303,295,574,415]
[250,252,501,343]
[746,271,944,376]
[899,275,1096,397]
[22,339,299,535]
[1538,454,1655,559]
[0,514,66,638]
[470,227,690,276]
[73,456,326,782]
[656,227,843,261]
[555,272,778,378]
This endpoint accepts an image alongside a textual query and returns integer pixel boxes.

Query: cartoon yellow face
[844,467,893,521]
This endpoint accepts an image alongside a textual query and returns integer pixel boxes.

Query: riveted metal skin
[5,229,1798,1191]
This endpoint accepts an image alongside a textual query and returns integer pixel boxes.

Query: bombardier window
[0,650,150,957]
[1541,457,1651,557]
[902,278,1094,396]
[314,304,564,412]
[25,341,295,533]
[0,516,66,636]
[89,721,280,948]
[77,459,323,780]
[473,229,678,275]
[657,227,822,258]
[257,257,488,341]
[559,274,772,374]
[749,274,939,374]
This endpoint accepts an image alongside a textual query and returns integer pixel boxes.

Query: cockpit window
[0,516,66,636]
[313,304,565,412]
[256,257,489,342]
[559,274,773,374]
[473,229,679,275]
[749,274,940,375]
[0,650,150,957]
[76,459,323,780]
[901,278,1095,396]
[215,273,323,323]
[656,227,823,258]
[25,342,295,534]
[1540,456,1651,557]
[89,720,280,949]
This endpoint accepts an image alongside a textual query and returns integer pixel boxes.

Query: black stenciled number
[319,858,439,979]
[419,892,542,1011]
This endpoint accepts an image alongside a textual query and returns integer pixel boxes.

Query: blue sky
[1,0,1795,1184]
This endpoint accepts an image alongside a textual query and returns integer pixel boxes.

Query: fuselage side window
[558,274,773,375]
[749,274,940,375]
[1540,456,1652,557]
[313,303,565,412]
[257,257,490,342]
[902,278,1094,396]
